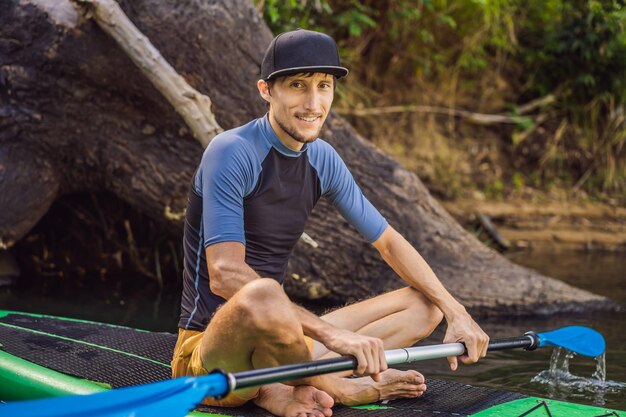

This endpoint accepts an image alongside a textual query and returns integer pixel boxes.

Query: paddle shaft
[232,333,539,390]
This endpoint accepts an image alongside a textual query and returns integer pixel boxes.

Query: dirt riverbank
[441,197,626,252]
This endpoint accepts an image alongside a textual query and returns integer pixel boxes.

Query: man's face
[258,73,335,149]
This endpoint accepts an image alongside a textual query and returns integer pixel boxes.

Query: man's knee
[424,303,444,334]
[238,278,286,306]
[404,288,444,339]
[235,279,297,332]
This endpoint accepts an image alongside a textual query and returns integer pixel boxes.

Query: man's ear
[257,79,271,103]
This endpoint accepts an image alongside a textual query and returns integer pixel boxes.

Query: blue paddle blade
[0,373,228,417]
[537,326,605,357]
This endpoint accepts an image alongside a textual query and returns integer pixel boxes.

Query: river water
[408,250,626,410]
[0,249,624,410]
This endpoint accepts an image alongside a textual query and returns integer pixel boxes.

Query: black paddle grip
[487,332,539,352]
[234,356,358,390]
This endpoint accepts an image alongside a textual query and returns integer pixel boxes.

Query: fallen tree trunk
[0,0,616,313]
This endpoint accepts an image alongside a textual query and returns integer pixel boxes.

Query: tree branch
[71,0,222,148]
[334,95,556,126]
[516,94,556,115]
[69,0,315,247]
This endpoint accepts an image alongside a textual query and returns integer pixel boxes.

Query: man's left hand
[443,313,489,371]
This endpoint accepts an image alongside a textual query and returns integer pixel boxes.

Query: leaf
[267,6,279,23]
[349,21,362,37]
[511,116,535,130]
[438,14,457,29]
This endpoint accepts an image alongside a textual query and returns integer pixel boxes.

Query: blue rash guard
[178,115,388,331]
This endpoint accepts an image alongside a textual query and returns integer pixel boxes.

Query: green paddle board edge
[0,308,227,417]
[0,350,107,400]
[0,351,217,417]
[470,396,623,416]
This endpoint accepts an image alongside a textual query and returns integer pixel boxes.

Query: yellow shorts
[171,328,315,407]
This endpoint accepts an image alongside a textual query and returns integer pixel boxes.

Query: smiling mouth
[296,115,320,123]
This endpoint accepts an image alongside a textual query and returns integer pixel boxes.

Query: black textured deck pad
[0,312,526,416]
[376,380,525,416]
[0,314,172,387]
[195,379,526,417]
[0,312,174,363]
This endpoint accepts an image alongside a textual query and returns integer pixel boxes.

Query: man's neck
[267,113,305,152]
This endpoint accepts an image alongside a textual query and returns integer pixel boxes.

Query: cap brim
[265,66,349,80]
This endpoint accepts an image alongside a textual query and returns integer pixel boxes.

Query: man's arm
[372,225,489,371]
[206,241,387,378]
[205,242,260,299]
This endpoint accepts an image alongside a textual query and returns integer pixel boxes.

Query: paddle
[0,326,605,417]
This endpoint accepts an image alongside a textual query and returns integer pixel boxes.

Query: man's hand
[443,313,489,371]
[322,328,387,380]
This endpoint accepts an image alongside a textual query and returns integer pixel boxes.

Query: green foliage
[512,172,525,190]
[255,0,625,106]
[485,178,505,198]
[255,0,330,33]
[520,0,626,106]
[512,116,534,131]
[332,3,378,36]
[255,0,376,36]
[255,0,626,194]
[255,0,523,79]
[517,1,626,193]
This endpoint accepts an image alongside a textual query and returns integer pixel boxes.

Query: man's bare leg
[296,286,443,405]
[314,286,444,358]
[311,287,444,402]
[198,279,333,417]
[199,280,437,410]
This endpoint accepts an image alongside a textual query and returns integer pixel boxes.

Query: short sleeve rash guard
[178,115,387,330]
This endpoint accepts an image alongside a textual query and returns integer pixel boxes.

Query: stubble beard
[275,115,321,145]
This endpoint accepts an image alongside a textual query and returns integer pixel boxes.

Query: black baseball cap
[261,29,349,81]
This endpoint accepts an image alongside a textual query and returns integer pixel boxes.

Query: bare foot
[254,383,334,417]
[333,369,426,406]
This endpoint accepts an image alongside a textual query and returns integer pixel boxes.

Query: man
[172,29,489,417]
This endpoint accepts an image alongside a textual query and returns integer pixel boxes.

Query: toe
[315,389,335,408]
[411,371,425,384]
